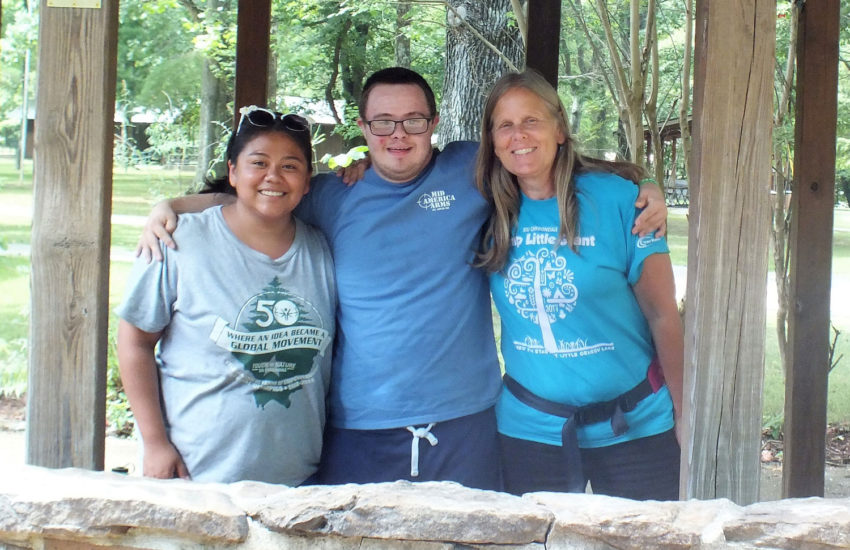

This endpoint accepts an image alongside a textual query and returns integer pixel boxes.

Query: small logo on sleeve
[637,234,662,249]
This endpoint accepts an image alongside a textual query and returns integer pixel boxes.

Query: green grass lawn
[2,157,850,426]
[666,206,850,422]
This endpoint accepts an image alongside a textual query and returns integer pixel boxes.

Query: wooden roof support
[233,0,272,129]
[525,0,561,87]
[783,0,840,499]
[27,1,119,469]
[682,0,774,504]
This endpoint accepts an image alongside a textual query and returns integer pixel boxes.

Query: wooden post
[783,0,839,499]
[682,0,774,504]
[233,0,272,129]
[525,0,561,88]
[27,1,119,469]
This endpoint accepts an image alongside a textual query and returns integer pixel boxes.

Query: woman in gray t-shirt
[117,107,336,485]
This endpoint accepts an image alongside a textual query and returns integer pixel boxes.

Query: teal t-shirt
[491,171,674,448]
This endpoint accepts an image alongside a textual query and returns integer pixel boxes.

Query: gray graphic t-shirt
[117,207,335,485]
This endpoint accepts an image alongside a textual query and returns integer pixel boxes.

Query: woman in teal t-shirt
[475,69,683,500]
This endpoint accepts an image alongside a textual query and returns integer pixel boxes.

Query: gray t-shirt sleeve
[116,242,177,333]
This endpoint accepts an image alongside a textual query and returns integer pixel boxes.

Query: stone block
[724,497,850,548]
[0,465,248,544]
[246,481,554,545]
[527,492,743,549]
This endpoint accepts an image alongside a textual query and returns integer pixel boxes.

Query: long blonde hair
[474,69,644,273]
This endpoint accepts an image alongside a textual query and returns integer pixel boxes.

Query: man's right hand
[135,200,178,263]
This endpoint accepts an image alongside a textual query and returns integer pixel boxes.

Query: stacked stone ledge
[1,465,849,549]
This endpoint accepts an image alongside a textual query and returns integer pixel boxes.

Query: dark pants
[315,407,503,491]
[500,429,680,500]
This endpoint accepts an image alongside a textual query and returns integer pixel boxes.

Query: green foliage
[333,103,367,143]
[145,119,196,167]
[0,256,29,399]
[763,412,784,441]
[0,3,38,120]
[106,332,134,437]
[837,167,850,207]
[118,1,198,111]
[321,145,368,169]
[270,0,444,148]
[0,337,27,398]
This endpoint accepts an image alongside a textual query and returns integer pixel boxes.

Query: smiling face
[357,83,438,183]
[228,131,311,223]
[490,86,566,198]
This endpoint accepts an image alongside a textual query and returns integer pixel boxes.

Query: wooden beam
[682,0,774,504]
[27,1,119,469]
[233,0,272,129]
[525,0,561,87]
[783,0,839,499]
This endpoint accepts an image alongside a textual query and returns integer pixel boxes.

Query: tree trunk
[340,20,369,101]
[195,57,225,184]
[191,0,231,185]
[771,3,800,376]
[679,0,693,180]
[439,0,523,146]
[395,2,411,67]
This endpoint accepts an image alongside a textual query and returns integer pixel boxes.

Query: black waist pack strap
[502,374,585,492]
[573,358,664,436]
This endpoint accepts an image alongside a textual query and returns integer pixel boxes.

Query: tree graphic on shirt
[505,249,578,353]
[234,276,323,408]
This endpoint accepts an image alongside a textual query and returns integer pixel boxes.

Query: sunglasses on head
[236,105,310,135]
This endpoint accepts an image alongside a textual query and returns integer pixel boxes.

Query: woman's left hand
[633,181,668,237]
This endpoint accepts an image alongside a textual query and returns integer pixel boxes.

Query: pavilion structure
[27,0,838,503]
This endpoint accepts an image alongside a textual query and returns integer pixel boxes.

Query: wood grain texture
[27,1,119,470]
[683,0,774,504]
[783,0,840,498]
[233,0,271,128]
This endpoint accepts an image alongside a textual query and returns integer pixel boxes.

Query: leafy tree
[771,2,800,376]
[177,0,236,184]
[117,0,200,112]
[272,1,444,147]
[0,2,38,151]
[561,0,690,179]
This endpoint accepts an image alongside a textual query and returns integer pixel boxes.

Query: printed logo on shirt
[636,233,662,249]
[209,276,331,408]
[504,248,613,358]
[417,190,456,211]
[513,231,597,248]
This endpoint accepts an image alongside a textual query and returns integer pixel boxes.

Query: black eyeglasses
[365,117,433,136]
[237,105,310,135]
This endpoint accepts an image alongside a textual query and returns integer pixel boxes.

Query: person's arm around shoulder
[633,179,667,237]
[135,193,234,263]
[117,319,190,479]
[632,254,684,444]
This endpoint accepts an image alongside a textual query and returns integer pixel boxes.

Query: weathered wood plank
[27,1,119,469]
[683,0,774,504]
[233,0,271,127]
[526,0,561,87]
[783,0,839,499]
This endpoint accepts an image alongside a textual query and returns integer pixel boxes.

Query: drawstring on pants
[405,423,438,477]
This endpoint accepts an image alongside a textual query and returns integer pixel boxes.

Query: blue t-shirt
[296,141,502,429]
[491,171,674,448]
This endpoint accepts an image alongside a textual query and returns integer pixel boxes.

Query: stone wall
[2,465,849,549]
